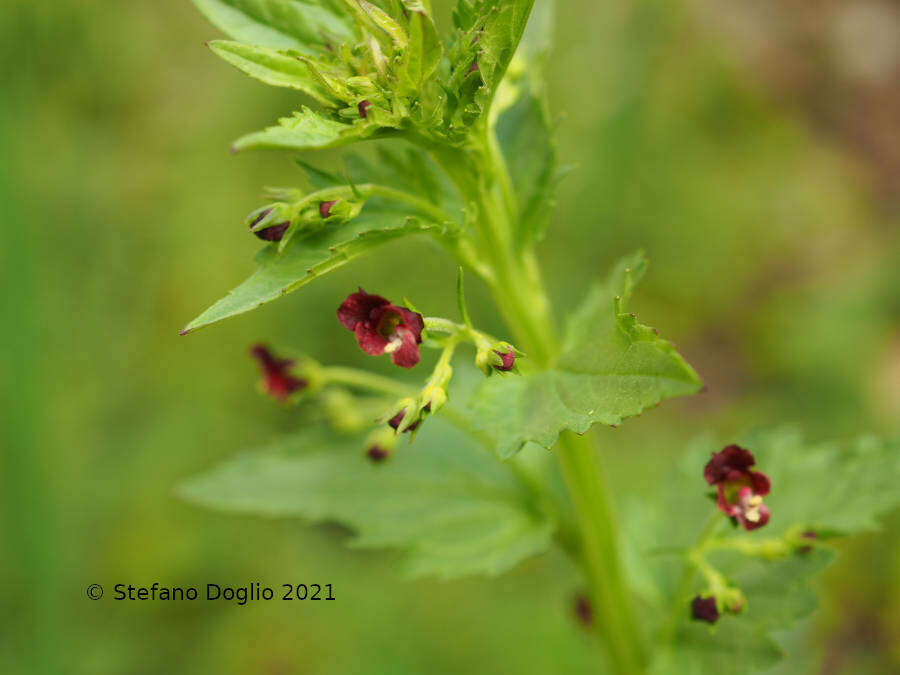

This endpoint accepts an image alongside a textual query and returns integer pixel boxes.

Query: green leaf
[473,0,535,107]
[179,422,555,578]
[343,146,460,212]
[207,41,335,104]
[356,0,407,48]
[495,82,558,245]
[298,145,461,214]
[398,9,441,91]
[181,207,440,334]
[231,107,381,153]
[468,252,701,457]
[192,0,351,51]
[651,553,834,674]
[622,429,900,674]
[740,429,900,536]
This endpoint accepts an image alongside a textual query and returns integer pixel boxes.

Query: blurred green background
[2,0,898,673]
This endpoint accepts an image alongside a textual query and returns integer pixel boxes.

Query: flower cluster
[247,286,520,462]
[704,445,771,531]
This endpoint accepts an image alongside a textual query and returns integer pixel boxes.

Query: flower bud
[493,347,515,372]
[319,199,338,218]
[476,341,520,375]
[421,385,447,414]
[364,427,396,463]
[720,587,746,614]
[691,595,719,624]
[388,408,422,433]
[367,445,390,462]
[246,204,292,242]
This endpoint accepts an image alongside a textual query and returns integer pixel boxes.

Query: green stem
[432,125,648,672]
[661,512,723,644]
[321,362,475,446]
[364,184,453,224]
[555,431,647,673]
[322,366,412,398]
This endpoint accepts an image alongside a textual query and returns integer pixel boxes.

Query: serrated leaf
[623,429,900,674]
[468,252,701,457]
[444,0,535,129]
[740,430,900,536]
[231,107,380,153]
[192,0,351,51]
[208,40,335,104]
[179,422,555,579]
[181,207,440,334]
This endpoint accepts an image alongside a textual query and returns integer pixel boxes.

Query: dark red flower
[357,100,371,118]
[691,595,719,623]
[493,348,515,372]
[250,344,307,401]
[319,200,337,218]
[337,289,425,368]
[366,444,390,463]
[704,445,771,531]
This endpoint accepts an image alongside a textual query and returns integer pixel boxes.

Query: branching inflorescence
[180,2,900,673]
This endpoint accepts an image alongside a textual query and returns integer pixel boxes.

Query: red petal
[395,307,424,343]
[749,471,771,497]
[337,289,390,331]
[741,504,770,531]
[715,485,735,517]
[390,328,421,368]
[355,322,389,355]
[704,444,756,484]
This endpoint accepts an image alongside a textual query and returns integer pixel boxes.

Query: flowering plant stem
[431,125,648,673]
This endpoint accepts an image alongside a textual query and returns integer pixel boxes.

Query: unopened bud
[691,595,719,624]
[247,204,292,242]
[319,200,338,218]
[364,427,396,463]
[366,445,390,462]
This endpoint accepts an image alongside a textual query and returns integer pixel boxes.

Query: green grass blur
[1,1,897,673]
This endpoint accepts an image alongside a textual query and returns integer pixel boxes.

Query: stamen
[384,335,402,354]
